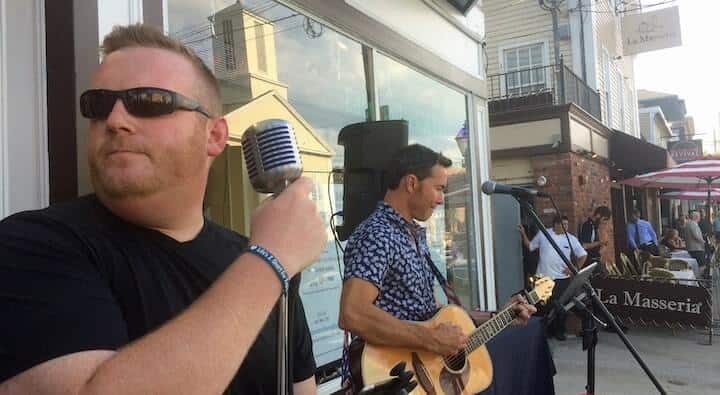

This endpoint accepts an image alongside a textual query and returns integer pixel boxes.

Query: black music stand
[547,263,604,394]
[513,196,666,394]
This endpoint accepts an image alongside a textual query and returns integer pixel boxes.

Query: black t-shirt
[0,195,315,393]
[578,218,599,259]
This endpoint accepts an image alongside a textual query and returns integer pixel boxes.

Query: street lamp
[455,121,469,166]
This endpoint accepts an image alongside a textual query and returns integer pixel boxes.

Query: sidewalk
[549,326,720,395]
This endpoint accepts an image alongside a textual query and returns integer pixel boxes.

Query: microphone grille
[481,180,496,195]
[242,119,303,193]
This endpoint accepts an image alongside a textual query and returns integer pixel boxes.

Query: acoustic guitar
[350,276,554,395]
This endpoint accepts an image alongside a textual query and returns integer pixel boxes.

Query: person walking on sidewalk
[518,215,587,341]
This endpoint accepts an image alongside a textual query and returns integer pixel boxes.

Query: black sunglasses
[79,87,212,119]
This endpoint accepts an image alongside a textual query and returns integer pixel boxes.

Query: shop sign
[668,140,703,163]
[591,277,711,327]
[622,6,682,55]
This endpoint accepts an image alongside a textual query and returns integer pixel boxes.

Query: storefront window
[98,0,142,45]
[167,0,367,370]
[167,0,480,374]
[374,52,479,308]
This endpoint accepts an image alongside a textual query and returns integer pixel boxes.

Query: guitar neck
[465,289,539,354]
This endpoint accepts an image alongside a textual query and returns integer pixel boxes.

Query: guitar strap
[424,252,465,309]
[340,330,353,393]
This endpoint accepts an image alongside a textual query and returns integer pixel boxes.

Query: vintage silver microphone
[241,119,303,194]
[241,119,303,395]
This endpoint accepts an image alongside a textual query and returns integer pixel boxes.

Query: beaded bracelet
[247,244,289,294]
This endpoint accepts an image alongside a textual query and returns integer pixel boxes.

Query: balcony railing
[488,60,602,121]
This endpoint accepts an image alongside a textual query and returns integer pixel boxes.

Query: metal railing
[488,59,602,121]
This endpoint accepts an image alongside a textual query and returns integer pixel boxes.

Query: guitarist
[339,144,536,386]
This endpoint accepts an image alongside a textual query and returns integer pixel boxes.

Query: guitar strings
[444,303,518,367]
[444,289,539,368]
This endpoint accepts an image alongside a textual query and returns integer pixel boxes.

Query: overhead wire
[180,13,301,46]
[571,0,677,14]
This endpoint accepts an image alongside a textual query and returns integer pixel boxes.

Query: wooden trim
[45,0,77,203]
[281,0,486,97]
[489,104,571,160]
[489,104,570,127]
[560,109,571,153]
[568,102,612,138]
[491,144,563,160]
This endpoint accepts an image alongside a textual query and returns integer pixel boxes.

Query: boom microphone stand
[513,195,666,394]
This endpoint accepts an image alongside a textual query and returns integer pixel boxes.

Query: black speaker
[336,120,408,241]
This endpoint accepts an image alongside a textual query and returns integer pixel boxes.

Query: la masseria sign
[622,6,682,56]
[591,277,711,327]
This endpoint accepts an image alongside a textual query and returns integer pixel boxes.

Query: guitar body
[358,305,493,395]
[349,276,555,394]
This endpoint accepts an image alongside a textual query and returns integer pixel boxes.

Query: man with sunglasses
[0,24,325,394]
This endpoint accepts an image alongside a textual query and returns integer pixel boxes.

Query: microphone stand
[277,181,292,395]
[277,285,289,395]
[514,195,666,394]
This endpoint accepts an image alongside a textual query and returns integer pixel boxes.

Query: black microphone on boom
[481,180,550,198]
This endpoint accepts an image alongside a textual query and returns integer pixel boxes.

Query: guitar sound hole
[444,350,467,372]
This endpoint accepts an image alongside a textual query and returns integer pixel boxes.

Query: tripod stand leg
[582,310,598,395]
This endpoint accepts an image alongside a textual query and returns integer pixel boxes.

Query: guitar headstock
[526,275,555,305]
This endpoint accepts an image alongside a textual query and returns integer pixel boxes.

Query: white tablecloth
[670,250,692,259]
[669,251,700,277]
[671,269,697,286]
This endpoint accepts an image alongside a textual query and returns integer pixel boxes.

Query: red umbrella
[623,156,720,219]
[623,157,720,190]
[660,189,720,201]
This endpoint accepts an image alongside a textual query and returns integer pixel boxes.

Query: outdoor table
[670,250,692,259]
[670,269,697,286]
[669,251,700,277]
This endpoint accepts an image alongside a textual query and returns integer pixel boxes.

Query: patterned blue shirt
[343,201,437,322]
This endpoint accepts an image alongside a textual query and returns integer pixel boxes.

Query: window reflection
[374,53,478,309]
[168,0,367,369]
[167,0,479,373]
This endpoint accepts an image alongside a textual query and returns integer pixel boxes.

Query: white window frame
[619,70,625,132]
[602,47,613,128]
[1,0,48,216]
[0,0,8,217]
[469,95,494,309]
[497,40,550,96]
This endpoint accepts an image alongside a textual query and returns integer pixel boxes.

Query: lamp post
[455,121,469,167]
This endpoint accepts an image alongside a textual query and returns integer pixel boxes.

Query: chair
[604,261,621,276]
[610,262,623,276]
[618,253,633,277]
[637,250,652,265]
[649,256,669,269]
[668,259,691,271]
[641,261,652,275]
[648,267,675,280]
[621,253,639,276]
[633,249,642,266]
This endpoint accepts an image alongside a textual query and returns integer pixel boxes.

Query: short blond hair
[101,23,221,116]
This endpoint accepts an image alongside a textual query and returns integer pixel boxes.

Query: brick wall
[530,152,615,265]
